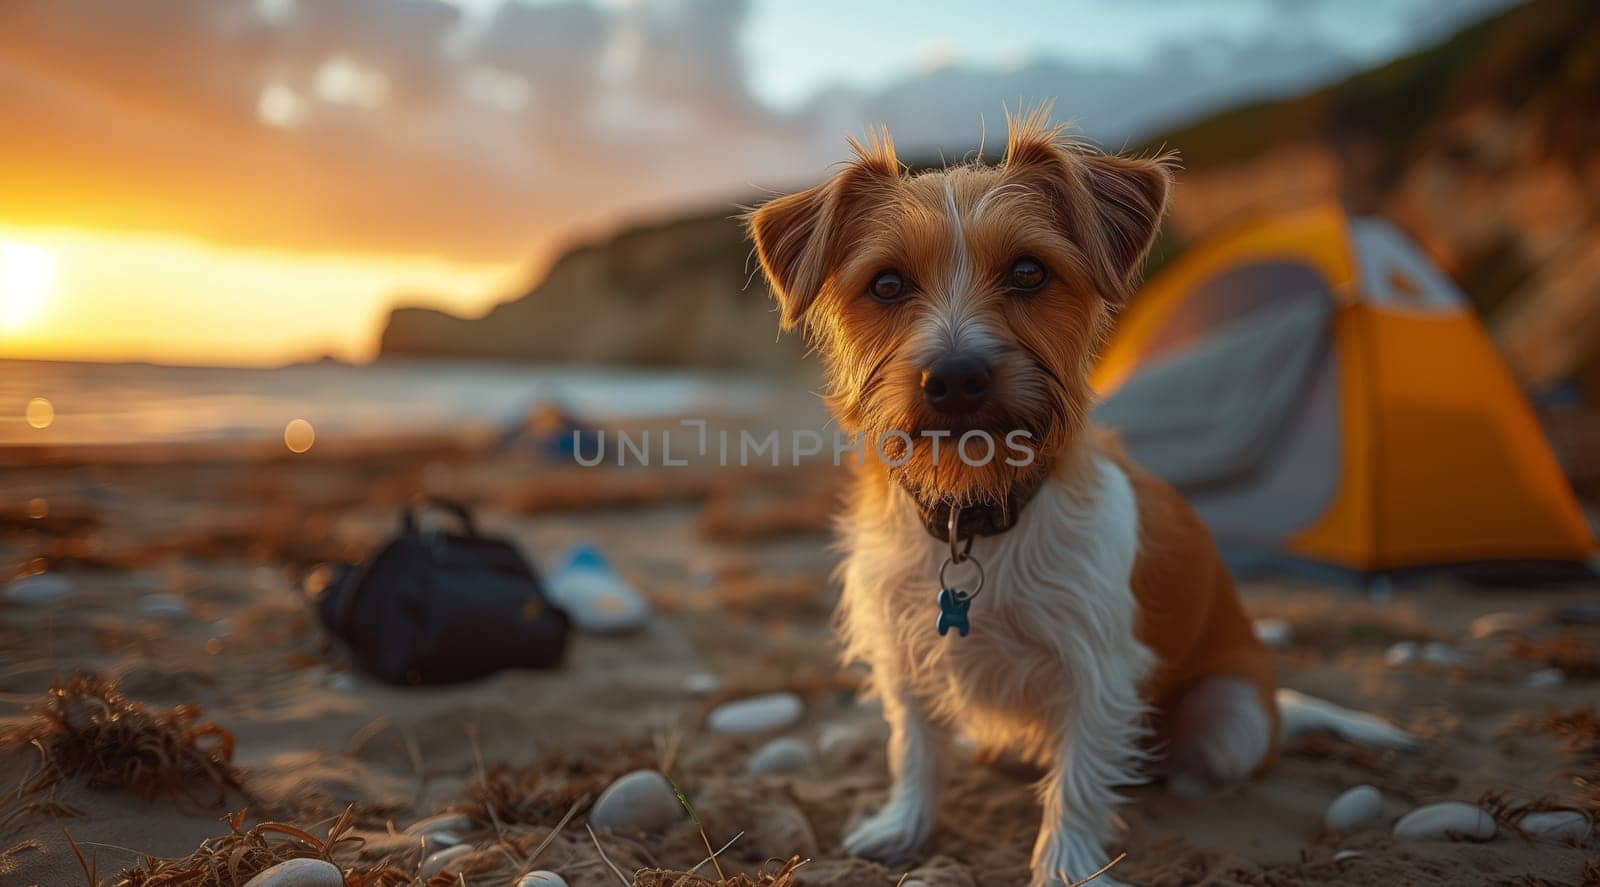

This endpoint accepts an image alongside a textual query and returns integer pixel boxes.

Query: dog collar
[903,464,1050,543]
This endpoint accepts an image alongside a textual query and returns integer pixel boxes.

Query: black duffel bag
[314,497,570,684]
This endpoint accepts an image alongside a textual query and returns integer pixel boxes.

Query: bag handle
[403,495,479,536]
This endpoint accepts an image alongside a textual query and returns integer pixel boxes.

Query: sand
[1,435,1596,886]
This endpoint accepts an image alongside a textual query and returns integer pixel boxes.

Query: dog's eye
[1008,256,1047,293]
[869,270,907,303]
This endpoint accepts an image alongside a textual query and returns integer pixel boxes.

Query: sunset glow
[0,227,520,366]
[0,241,56,333]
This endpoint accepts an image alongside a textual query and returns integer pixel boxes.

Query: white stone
[1392,802,1496,841]
[422,830,462,853]
[1518,810,1590,843]
[1252,618,1292,648]
[1525,667,1564,688]
[1420,642,1472,667]
[746,737,814,775]
[590,769,683,833]
[419,844,473,879]
[1384,641,1419,666]
[516,873,570,887]
[403,812,473,836]
[683,672,722,696]
[1332,850,1363,862]
[817,722,869,759]
[3,573,72,605]
[243,858,343,887]
[1323,785,1382,831]
[137,593,189,617]
[707,692,802,734]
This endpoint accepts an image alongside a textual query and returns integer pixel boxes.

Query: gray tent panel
[1094,295,1334,492]
[1187,349,1342,547]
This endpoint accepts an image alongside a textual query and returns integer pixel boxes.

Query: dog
[744,108,1282,886]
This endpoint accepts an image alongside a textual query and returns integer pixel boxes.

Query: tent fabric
[1093,205,1596,576]
[1095,295,1333,491]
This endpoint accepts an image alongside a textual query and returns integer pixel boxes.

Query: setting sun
[0,240,56,333]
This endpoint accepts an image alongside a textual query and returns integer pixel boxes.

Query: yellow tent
[1093,205,1595,577]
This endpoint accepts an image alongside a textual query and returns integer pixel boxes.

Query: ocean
[0,358,770,447]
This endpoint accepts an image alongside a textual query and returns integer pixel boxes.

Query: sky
[0,0,1513,365]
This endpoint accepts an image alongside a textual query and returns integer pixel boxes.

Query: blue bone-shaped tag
[936,587,972,637]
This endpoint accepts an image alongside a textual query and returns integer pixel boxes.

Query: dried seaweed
[1509,706,1600,815]
[111,806,414,887]
[632,853,808,887]
[453,745,657,827]
[0,672,245,805]
[1511,633,1600,679]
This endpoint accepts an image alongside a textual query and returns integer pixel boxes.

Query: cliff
[379,210,801,370]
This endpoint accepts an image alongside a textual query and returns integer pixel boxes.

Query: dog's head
[747,108,1174,505]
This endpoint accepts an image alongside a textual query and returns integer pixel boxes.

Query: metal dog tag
[937,505,984,638]
[935,553,983,638]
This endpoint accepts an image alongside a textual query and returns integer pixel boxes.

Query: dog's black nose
[921,354,992,415]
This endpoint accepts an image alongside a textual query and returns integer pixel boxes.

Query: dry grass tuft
[1476,789,1593,840]
[1511,633,1600,679]
[633,854,808,887]
[454,745,657,827]
[1512,706,1600,757]
[111,806,414,887]
[1508,706,1600,816]
[0,840,44,877]
[0,672,246,805]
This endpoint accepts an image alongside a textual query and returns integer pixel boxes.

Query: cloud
[0,0,1502,265]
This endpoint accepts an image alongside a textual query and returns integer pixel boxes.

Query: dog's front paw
[1031,829,1124,887]
[841,799,933,865]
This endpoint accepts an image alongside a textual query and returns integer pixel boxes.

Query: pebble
[1392,802,1497,841]
[1384,641,1420,666]
[1331,850,1363,862]
[243,858,343,887]
[137,593,189,617]
[817,722,870,759]
[1420,642,1472,667]
[403,812,473,836]
[1518,810,1590,843]
[590,769,683,833]
[421,830,461,853]
[1252,618,1292,648]
[419,844,473,879]
[516,873,570,887]
[683,672,723,696]
[2,573,72,605]
[707,692,803,734]
[1525,667,1564,688]
[746,737,814,775]
[1323,785,1383,831]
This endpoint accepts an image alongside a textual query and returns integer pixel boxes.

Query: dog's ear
[747,129,899,330]
[1003,107,1176,302]
[1076,152,1175,301]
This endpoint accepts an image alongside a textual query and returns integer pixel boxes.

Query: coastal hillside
[379,0,1598,391]
[379,211,803,370]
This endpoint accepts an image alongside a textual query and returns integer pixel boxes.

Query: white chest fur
[837,454,1154,762]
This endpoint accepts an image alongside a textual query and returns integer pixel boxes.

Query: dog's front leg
[841,684,943,864]
[1030,673,1147,887]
